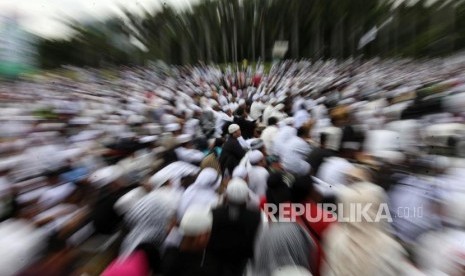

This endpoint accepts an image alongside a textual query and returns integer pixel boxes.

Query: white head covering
[176,134,193,145]
[120,190,177,256]
[232,165,248,179]
[114,187,148,216]
[165,123,181,132]
[272,266,313,276]
[252,223,316,276]
[323,182,405,276]
[249,150,264,165]
[89,166,122,187]
[148,161,200,189]
[228,124,240,134]
[179,207,213,236]
[177,168,221,219]
[226,178,249,204]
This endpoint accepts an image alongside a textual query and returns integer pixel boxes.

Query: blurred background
[1,0,465,276]
[2,0,465,72]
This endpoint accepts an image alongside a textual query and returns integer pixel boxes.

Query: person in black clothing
[307,133,336,176]
[233,107,256,139]
[206,178,261,276]
[219,124,246,175]
[89,167,134,235]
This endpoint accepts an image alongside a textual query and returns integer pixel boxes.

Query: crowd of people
[0,58,465,275]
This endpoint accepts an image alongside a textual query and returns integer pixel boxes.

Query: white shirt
[273,125,297,158]
[317,157,355,187]
[260,125,279,155]
[248,166,269,197]
[174,147,205,164]
[250,101,266,121]
[281,136,312,176]
[294,109,310,129]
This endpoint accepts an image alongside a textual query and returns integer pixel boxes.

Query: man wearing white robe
[280,127,312,176]
[246,150,269,198]
[260,117,279,156]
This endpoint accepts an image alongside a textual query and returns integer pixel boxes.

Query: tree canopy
[38,0,465,68]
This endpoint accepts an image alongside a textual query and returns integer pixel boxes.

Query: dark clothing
[206,205,261,276]
[161,147,178,169]
[219,137,246,174]
[136,243,162,274]
[307,148,336,175]
[91,186,134,234]
[266,172,292,206]
[162,247,217,276]
[233,116,256,139]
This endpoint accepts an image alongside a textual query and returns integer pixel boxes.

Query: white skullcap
[89,166,122,187]
[139,135,157,143]
[114,187,147,215]
[248,150,264,165]
[165,123,181,132]
[179,207,213,237]
[238,99,246,105]
[370,150,405,164]
[249,139,264,150]
[283,117,295,126]
[176,134,193,145]
[228,124,240,134]
[232,166,248,179]
[272,266,313,276]
[226,178,249,204]
[210,99,219,107]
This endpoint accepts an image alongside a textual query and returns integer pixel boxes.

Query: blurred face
[233,129,241,138]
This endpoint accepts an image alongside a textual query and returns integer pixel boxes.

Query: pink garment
[102,251,150,276]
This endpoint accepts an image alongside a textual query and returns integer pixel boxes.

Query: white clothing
[260,125,279,155]
[317,157,355,187]
[281,136,311,176]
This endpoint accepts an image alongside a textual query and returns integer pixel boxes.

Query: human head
[268,117,278,126]
[297,126,309,139]
[228,124,241,138]
[249,150,265,167]
[225,177,249,205]
[179,208,213,251]
[290,175,315,203]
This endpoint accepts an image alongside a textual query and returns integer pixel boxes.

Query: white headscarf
[120,190,176,257]
[323,182,407,276]
[250,223,316,276]
[177,168,221,220]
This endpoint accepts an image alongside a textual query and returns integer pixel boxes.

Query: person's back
[260,117,279,155]
[208,205,261,262]
[207,178,261,276]
[281,127,312,176]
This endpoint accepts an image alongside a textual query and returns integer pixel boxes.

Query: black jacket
[233,116,256,139]
[206,205,261,276]
[219,136,246,174]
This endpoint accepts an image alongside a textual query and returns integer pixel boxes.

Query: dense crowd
[0,59,465,275]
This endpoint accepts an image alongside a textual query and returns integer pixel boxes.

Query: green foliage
[37,0,465,67]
